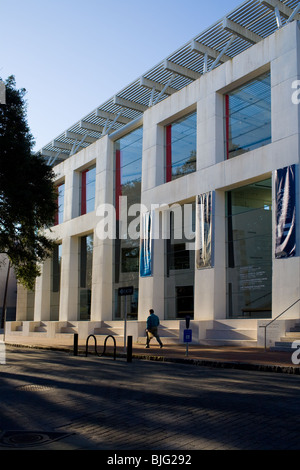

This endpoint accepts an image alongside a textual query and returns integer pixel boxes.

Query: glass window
[165,202,195,319]
[80,166,96,215]
[79,234,93,321]
[113,127,143,320]
[165,112,197,182]
[226,179,272,319]
[55,183,64,225]
[225,72,271,159]
[115,127,143,209]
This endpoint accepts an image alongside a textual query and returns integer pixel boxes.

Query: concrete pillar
[59,236,79,321]
[271,22,300,319]
[193,194,226,322]
[139,115,166,321]
[33,258,51,321]
[91,136,114,321]
[194,92,226,321]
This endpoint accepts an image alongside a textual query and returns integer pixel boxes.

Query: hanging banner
[140,211,153,277]
[196,191,214,269]
[275,165,296,259]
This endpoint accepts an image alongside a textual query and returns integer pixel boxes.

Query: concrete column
[91,235,113,321]
[91,136,114,321]
[197,90,225,169]
[139,115,166,321]
[194,89,226,321]
[33,258,51,321]
[16,284,34,321]
[59,236,79,321]
[271,22,300,319]
[193,192,226,322]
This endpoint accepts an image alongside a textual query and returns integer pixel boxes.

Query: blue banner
[275,165,296,259]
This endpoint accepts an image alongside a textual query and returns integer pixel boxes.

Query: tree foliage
[0,76,57,290]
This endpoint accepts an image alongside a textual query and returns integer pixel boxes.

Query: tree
[0,76,57,290]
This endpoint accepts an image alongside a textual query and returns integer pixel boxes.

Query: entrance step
[270,341,298,352]
[33,322,47,333]
[136,335,181,345]
[202,320,257,347]
[270,322,300,351]
[94,322,124,337]
[59,322,78,334]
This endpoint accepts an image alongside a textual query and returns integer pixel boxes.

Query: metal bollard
[73,333,78,356]
[127,336,132,363]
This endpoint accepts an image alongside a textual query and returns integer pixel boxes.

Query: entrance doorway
[226,179,272,318]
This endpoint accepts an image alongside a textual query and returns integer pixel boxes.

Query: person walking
[146,309,163,348]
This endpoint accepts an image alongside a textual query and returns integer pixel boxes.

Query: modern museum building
[7,0,300,349]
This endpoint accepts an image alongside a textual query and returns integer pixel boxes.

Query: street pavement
[0,344,300,452]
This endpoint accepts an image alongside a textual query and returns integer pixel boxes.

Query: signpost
[184,316,192,357]
[118,286,134,351]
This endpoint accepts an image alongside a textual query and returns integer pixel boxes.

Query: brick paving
[0,345,300,451]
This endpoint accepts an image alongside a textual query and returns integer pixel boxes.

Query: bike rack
[85,334,116,360]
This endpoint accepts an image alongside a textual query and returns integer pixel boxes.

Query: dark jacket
[147,313,160,329]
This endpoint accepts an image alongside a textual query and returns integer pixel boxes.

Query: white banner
[196,192,214,269]
[140,211,153,277]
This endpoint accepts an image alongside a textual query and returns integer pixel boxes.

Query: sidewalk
[2,333,300,374]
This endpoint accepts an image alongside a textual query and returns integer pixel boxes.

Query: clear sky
[1,0,243,151]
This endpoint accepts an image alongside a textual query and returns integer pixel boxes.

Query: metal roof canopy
[39,0,300,166]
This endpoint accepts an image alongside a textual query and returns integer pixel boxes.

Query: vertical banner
[140,211,153,277]
[275,165,296,259]
[196,191,214,269]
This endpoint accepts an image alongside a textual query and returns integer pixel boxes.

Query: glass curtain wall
[113,127,143,320]
[226,179,272,318]
[50,244,62,320]
[225,72,271,159]
[165,112,197,182]
[164,202,195,319]
[79,234,93,320]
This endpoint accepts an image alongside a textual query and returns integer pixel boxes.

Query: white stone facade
[7,20,300,348]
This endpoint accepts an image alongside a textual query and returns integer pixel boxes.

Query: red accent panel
[115,149,122,220]
[166,124,172,182]
[225,94,230,160]
[81,170,87,215]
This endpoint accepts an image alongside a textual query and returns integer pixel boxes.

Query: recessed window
[113,127,143,321]
[226,179,272,319]
[165,111,197,182]
[80,166,96,215]
[54,183,65,225]
[225,72,271,159]
[79,234,93,321]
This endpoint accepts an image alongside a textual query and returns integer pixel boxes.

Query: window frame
[224,71,271,160]
[80,166,96,216]
[165,111,197,183]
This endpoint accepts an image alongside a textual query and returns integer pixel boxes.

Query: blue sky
[1,0,242,151]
